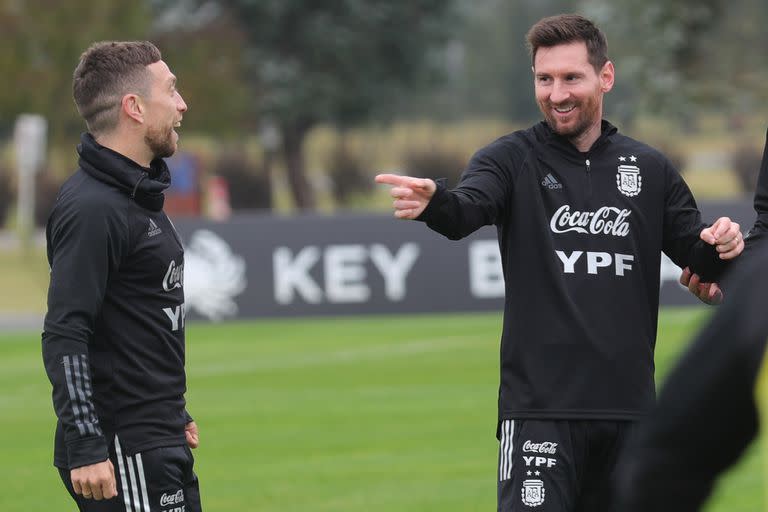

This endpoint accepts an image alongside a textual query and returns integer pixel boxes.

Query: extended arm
[376,144,514,240]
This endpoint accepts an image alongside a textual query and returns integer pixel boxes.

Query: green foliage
[584,0,768,122]
[0,1,152,143]
[454,0,582,122]
[152,0,461,209]
[150,4,252,136]
[217,0,459,128]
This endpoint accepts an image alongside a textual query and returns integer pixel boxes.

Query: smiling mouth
[554,105,576,114]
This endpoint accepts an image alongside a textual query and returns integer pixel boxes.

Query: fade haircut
[72,41,161,135]
[525,14,608,73]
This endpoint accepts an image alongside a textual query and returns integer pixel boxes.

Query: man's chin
[548,121,576,137]
[154,144,176,160]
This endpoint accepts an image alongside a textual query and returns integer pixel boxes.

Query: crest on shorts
[521,479,545,507]
[616,159,642,197]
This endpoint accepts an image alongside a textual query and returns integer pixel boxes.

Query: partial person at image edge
[616,235,768,511]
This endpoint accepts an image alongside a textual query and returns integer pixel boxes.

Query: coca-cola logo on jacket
[523,440,558,455]
[550,205,631,237]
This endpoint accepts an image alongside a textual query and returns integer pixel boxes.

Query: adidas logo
[541,173,563,190]
[147,218,163,238]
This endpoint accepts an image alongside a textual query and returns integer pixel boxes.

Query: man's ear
[600,61,615,93]
[121,94,144,124]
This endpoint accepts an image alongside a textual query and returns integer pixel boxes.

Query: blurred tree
[150,1,252,137]
[695,0,768,121]
[326,135,372,207]
[458,0,581,123]
[0,1,151,145]
[156,0,459,210]
[582,0,768,127]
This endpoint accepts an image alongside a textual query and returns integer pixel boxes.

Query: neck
[568,119,603,153]
[94,131,152,168]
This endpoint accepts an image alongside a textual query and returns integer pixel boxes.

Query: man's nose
[549,81,570,104]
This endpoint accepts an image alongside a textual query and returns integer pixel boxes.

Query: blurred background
[1,0,766,510]
[3,0,768,314]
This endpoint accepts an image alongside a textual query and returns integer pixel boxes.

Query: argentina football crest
[616,156,642,197]
[521,479,546,507]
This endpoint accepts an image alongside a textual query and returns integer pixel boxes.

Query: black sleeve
[744,128,768,243]
[617,247,768,511]
[42,195,128,469]
[752,128,768,225]
[661,160,731,281]
[417,144,515,240]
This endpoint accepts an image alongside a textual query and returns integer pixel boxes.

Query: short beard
[145,125,176,160]
[539,94,600,141]
[543,110,593,139]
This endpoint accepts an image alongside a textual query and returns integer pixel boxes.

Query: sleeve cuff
[415,178,449,223]
[66,436,109,470]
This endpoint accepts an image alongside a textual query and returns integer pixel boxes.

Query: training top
[617,237,768,511]
[42,133,189,470]
[418,120,730,422]
[747,127,768,244]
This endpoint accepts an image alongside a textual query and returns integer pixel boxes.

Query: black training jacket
[746,127,768,246]
[418,120,730,422]
[617,238,768,511]
[42,133,189,470]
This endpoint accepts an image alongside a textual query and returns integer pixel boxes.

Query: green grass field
[0,309,760,511]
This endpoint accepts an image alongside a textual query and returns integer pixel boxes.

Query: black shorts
[497,419,636,512]
[59,435,201,512]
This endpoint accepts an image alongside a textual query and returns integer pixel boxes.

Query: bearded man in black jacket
[42,41,201,511]
[376,14,743,512]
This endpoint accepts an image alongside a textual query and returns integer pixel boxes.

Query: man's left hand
[699,217,743,260]
[185,421,199,449]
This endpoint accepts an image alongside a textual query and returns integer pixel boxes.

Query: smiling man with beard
[376,14,743,512]
[42,41,202,511]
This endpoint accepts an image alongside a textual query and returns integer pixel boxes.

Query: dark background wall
[173,199,755,321]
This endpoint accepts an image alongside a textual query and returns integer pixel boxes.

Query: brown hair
[72,41,162,135]
[526,14,608,72]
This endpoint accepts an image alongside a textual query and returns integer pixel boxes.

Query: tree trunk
[281,123,316,211]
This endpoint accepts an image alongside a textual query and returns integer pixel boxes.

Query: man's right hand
[374,174,436,220]
[679,267,723,305]
[71,459,117,500]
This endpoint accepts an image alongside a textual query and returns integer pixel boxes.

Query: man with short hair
[376,14,743,511]
[42,41,201,511]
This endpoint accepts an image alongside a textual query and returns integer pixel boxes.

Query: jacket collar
[534,119,618,156]
[77,133,171,211]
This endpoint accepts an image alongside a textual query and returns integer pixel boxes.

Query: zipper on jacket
[131,171,148,199]
[585,158,593,198]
